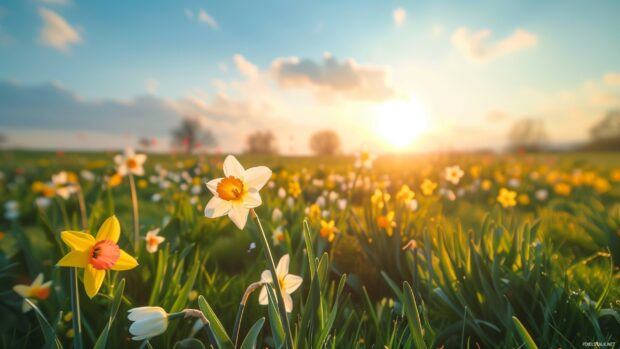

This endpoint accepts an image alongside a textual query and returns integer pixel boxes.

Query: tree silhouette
[171,118,217,154]
[245,130,278,154]
[507,118,548,152]
[309,130,341,156]
[585,109,620,150]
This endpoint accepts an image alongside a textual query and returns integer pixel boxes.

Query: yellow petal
[61,231,95,251]
[57,250,90,268]
[96,216,120,243]
[83,264,105,298]
[13,285,31,298]
[110,249,138,271]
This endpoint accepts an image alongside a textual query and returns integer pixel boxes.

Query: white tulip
[128,307,169,341]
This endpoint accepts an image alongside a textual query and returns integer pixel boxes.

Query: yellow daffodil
[108,173,123,188]
[319,220,337,242]
[114,148,147,176]
[420,179,437,196]
[469,165,482,179]
[56,216,139,298]
[396,184,415,203]
[445,165,464,185]
[497,188,517,208]
[611,169,620,182]
[13,273,52,312]
[144,228,165,254]
[371,189,390,208]
[205,155,272,229]
[593,178,611,193]
[288,180,302,198]
[258,254,303,312]
[554,183,571,196]
[481,179,492,191]
[307,203,321,221]
[517,193,530,206]
[377,211,396,237]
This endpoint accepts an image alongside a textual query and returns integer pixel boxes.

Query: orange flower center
[126,158,138,169]
[216,176,244,201]
[147,237,159,247]
[377,216,390,228]
[360,151,369,161]
[32,287,50,300]
[89,240,120,270]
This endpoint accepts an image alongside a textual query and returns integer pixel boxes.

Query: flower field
[1,149,619,348]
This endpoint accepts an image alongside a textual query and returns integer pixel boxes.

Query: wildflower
[56,216,138,298]
[371,189,390,208]
[115,148,147,176]
[396,184,415,203]
[535,189,548,201]
[35,197,52,209]
[188,290,199,302]
[128,307,169,341]
[204,155,272,229]
[517,193,530,206]
[81,170,96,182]
[408,199,418,212]
[481,179,492,191]
[554,183,571,196]
[108,173,123,188]
[354,146,376,169]
[420,179,437,196]
[52,172,77,199]
[144,228,165,253]
[402,239,417,251]
[4,200,19,220]
[377,211,396,237]
[13,273,52,312]
[497,188,517,208]
[337,198,347,210]
[319,220,338,242]
[288,180,302,199]
[611,169,620,182]
[307,203,321,221]
[272,208,283,222]
[272,226,285,246]
[258,254,302,312]
[593,178,611,193]
[444,165,464,185]
[278,187,287,198]
[469,165,482,179]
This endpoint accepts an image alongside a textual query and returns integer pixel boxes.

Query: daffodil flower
[13,273,52,312]
[258,254,302,312]
[354,146,376,169]
[114,148,147,176]
[127,307,169,341]
[56,216,138,298]
[51,171,77,199]
[204,155,272,229]
[144,228,165,253]
[445,165,464,185]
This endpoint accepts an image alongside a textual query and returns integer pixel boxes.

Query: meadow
[0,149,619,348]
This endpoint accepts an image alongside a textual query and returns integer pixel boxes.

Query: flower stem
[232,281,263,347]
[128,173,140,252]
[251,210,294,349]
[69,267,83,349]
[76,184,88,230]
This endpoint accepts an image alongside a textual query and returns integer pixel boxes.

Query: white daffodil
[144,228,165,253]
[128,307,169,341]
[204,155,272,229]
[354,146,376,169]
[444,165,464,185]
[13,273,52,312]
[258,254,302,312]
[51,171,76,199]
[114,148,147,176]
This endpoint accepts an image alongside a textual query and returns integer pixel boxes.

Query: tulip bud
[128,307,171,341]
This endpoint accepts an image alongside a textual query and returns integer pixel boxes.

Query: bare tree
[586,109,620,150]
[245,130,278,155]
[171,118,217,154]
[309,130,341,156]
[507,118,548,152]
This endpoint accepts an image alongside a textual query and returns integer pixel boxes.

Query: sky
[0,0,619,154]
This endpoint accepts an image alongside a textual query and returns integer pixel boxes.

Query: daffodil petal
[244,166,272,191]
[13,285,30,297]
[258,286,268,305]
[111,250,139,271]
[84,264,105,299]
[95,216,121,243]
[283,274,303,294]
[57,250,90,268]
[61,231,95,251]
[134,154,147,165]
[260,270,272,283]
[228,204,249,229]
[223,155,245,179]
[283,292,293,313]
[32,273,44,287]
[276,254,290,278]
[204,197,232,218]
[243,191,262,209]
[206,178,222,195]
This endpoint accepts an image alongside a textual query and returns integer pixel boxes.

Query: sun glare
[375,97,430,149]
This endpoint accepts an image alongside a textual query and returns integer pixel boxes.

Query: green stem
[76,184,88,230]
[56,198,71,230]
[232,281,262,347]
[69,268,83,349]
[128,173,140,252]
[251,211,294,349]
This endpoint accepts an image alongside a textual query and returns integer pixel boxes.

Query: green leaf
[24,299,63,349]
[402,282,427,349]
[197,296,234,349]
[266,285,285,349]
[173,338,206,349]
[94,278,126,349]
[512,316,538,349]
[239,318,265,349]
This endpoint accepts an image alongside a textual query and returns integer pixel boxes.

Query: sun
[374,97,430,149]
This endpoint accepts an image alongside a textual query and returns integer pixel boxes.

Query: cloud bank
[38,7,81,52]
[451,27,537,63]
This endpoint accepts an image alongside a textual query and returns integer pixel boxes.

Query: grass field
[0,149,619,348]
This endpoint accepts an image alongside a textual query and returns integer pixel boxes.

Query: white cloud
[38,7,81,52]
[393,7,407,27]
[271,53,397,101]
[197,9,218,29]
[603,72,620,86]
[233,54,259,78]
[145,79,159,94]
[451,27,537,63]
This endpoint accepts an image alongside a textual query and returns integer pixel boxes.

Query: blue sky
[0,0,619,153]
